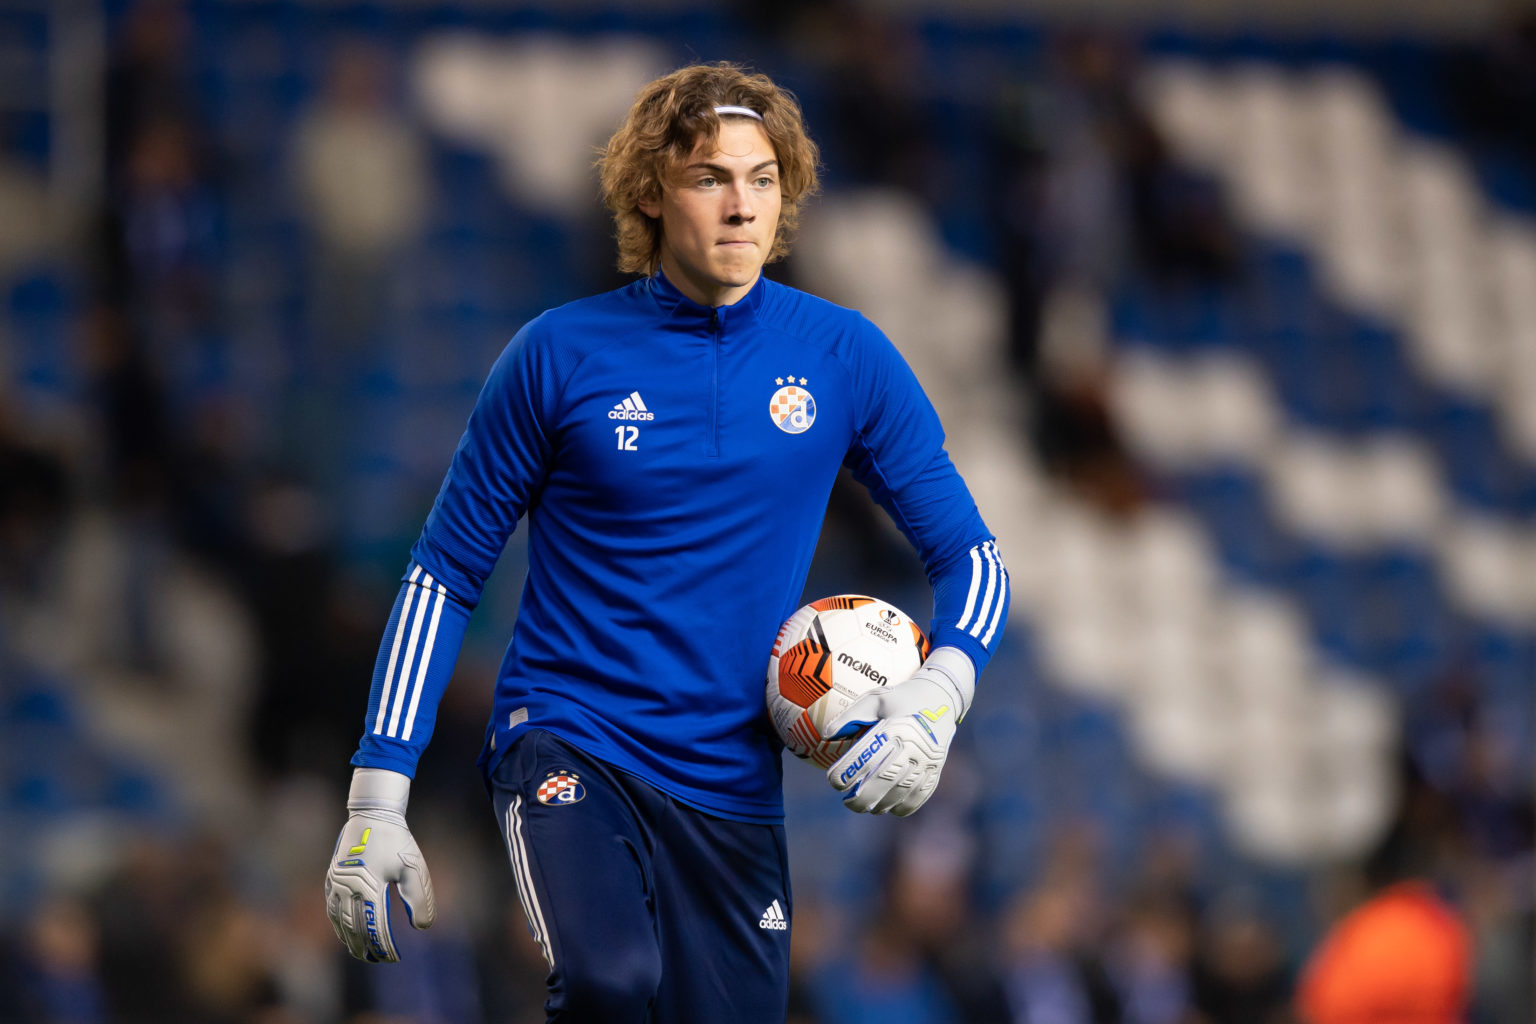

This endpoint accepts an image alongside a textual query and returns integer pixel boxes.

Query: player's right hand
[821,646,976,817]
[324,767,436,963]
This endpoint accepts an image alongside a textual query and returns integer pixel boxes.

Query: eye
[755,176,776,188]
[697,175,718,188]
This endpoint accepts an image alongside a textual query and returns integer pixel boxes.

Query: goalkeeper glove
[324,767,436,962]
[823,646,975,816]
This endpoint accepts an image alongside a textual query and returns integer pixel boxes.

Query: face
[639,118,782,308]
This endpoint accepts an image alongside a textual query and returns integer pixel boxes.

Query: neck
[658,256,758,308]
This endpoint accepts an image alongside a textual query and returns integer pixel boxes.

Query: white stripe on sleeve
[980,564,1008,647]
[400,584,446,741]
[955,545,985,632]
[386,571,436,738]
[373,565,423,735]
[967,544,1000,639]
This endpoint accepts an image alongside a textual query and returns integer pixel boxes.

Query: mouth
[717,240,756,248]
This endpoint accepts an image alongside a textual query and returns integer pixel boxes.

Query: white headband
[713,105,762,121]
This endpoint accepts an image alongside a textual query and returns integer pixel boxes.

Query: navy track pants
[491,729,792,1023]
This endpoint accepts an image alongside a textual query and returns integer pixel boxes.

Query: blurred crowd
[0,1,1531,1023]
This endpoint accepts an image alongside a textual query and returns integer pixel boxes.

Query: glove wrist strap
[347,767,412,816]
[920,646,976,720]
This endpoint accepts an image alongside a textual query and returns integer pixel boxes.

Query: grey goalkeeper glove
[823,646,975,817]
[324,767,437,962]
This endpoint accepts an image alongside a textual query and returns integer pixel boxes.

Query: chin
[715,259,762,284]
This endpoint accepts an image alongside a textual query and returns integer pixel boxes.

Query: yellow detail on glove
[348,828,372,855]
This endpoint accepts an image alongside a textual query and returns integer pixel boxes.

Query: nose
[724,180,755,224]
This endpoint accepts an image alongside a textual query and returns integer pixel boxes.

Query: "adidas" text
[758,899,788,930]
[609,391,655,421]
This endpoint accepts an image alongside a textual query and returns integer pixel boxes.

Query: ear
[637,189,661,220]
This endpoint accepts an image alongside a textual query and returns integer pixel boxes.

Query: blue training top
[351,271,1009,822]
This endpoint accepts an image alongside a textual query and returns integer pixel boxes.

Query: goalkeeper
[324,61,1009,1022]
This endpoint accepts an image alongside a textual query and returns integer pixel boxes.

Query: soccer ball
[766,595,929,768]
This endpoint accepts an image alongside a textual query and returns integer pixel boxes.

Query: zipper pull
[709,307,720,332]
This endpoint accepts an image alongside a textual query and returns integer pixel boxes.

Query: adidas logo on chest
[607,391,654,421]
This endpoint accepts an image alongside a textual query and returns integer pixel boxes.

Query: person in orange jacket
[1298,880,1472,1024]
[1297,759,1474,1024]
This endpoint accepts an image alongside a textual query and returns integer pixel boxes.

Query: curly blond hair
[598,62,821,275]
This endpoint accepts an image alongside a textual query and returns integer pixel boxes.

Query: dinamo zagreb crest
[536,771,585,805]
[769,384,816,434]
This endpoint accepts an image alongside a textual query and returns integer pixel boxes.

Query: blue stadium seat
[7,272,71,393]
[1178,469,1288,585]
[1351,320,1420,430]
[1430,401,1524,511]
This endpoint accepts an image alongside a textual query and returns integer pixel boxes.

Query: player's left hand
[822,647,974,816]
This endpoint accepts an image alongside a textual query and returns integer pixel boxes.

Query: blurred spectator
[95,0,222,386]
[104,0,202,183]
[1001,869,1121,1023]
[1189,891,1291,1024]
[92,835,202,1022]
[9,899,107,1024]
[989,31,1235,391]
[1029,366,1144,515]
[1039,33,1137,290]
[80,304,169,509]
[111,116,221,343]
[787,897,834,1024]
[789,1,937,196]
[806,827,1008,1024]
[809,906,963,1024]
[0,155,53,276]
[0,419,72,597]
[239,474,383,779]
[292,40,428,354]
[1405,666,1534,1023]
[92,833,291,1024]
[988,76,1054,383]
[1052,32,1236,284]
[1408,665,1532,865]
[1296,880,1470,1024]
[888,829,1013,1022]
[989,32,1134,386]
[179,892,286,1022]
[1105,890,1198,1024]
[77,304,175,668]
[1029,286,1148,517]
[1118,127,1235,286]
[1460,855,1531,1024]
[1295,763,1474,1024]
[1446,6,1536,163]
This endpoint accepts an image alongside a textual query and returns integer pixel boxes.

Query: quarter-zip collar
[646,268,768,330]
